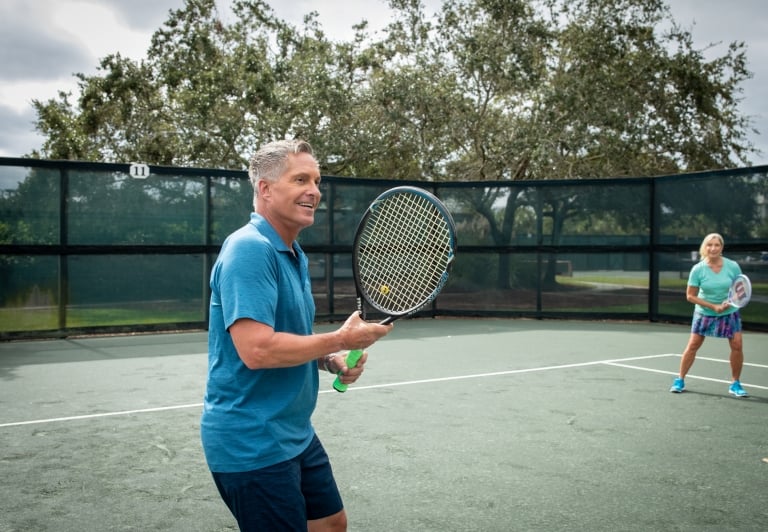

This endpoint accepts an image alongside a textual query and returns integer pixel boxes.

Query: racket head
[352,186,457,320]
[728,274,752,308]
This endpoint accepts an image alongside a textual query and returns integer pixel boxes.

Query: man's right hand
[337,311,393,351]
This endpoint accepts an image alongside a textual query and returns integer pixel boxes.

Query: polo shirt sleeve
[217,235,279,330]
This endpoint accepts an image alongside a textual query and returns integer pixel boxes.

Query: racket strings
[357,193,453,314]
[729,276,752,307]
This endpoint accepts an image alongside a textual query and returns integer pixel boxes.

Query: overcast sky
[1,0,766,166]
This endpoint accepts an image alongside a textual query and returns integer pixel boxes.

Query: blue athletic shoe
[670,377,685,393]
[728,380,748,398]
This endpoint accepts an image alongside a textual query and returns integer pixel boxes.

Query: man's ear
[257,179,271,200]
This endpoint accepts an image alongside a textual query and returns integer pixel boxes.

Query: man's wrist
[323,354,339,373]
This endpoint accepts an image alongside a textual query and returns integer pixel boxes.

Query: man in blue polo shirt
[201,139,392,531]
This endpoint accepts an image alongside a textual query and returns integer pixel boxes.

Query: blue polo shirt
[201,213,318,473]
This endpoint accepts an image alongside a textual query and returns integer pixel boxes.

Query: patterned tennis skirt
[691,311,742,339]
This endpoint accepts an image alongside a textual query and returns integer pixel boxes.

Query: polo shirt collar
[248,212,299,255]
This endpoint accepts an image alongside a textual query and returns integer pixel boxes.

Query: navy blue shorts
[211,435,343,531]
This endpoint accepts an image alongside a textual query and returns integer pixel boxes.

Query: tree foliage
[30,0,755,179]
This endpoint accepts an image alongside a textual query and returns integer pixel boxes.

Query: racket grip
[333,349,363,393]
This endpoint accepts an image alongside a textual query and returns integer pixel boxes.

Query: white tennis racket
[726,274,752,308]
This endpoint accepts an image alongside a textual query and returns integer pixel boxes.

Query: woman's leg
[728,331,744,381]
[679,333,705,378]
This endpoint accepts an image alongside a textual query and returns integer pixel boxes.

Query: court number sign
[129,163,151,179]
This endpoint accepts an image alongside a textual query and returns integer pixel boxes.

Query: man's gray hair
[248,139,314,196]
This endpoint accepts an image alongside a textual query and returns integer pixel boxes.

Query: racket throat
[356,296,367,321]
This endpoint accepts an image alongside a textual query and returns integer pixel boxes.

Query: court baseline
[2,353,765,430]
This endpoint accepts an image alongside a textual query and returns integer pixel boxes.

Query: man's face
[259,152,322,238]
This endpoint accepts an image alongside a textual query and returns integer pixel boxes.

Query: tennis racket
[726,274,752,308]
[333,186,457,392]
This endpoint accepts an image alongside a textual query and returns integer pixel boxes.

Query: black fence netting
[2,158,767,339]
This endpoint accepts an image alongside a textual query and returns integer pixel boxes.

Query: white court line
[692,356,768,369]
[605,359,768,391]
[0,403,204,429]
[333,353,675,392]
[1,352,763,428]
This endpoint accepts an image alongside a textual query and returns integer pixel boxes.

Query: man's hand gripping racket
[725,274,752,309]
[333,186,457,392]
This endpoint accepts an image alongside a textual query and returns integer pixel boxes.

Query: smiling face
[256,151,321,245]
[700,233,724,262]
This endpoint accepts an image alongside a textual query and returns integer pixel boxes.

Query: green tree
[28,0,759,288]
[371,0,755,286]
[31,0,756,176]
[533,0,754,177]
[32,0,359,169]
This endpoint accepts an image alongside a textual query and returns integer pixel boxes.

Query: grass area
[560,274,768,295]
[555,274,768,323]
[0,308,59,331]
[558,274,687,289]
[0,306,204,332]
[2,280,766,334]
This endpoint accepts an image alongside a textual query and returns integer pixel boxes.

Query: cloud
[0,0,766,162]
[0,103,42,157]
[80,0,186,30]
[665,0,768,162]
[0,0,188,84]
[0,1,92,82]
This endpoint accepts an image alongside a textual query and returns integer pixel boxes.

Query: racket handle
[333,349,363,393]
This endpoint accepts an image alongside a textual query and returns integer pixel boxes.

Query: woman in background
[669,233,748,397]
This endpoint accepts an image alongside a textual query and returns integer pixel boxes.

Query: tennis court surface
[2,318,767,531]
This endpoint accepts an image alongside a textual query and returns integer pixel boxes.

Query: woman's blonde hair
[698,233,724,260]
